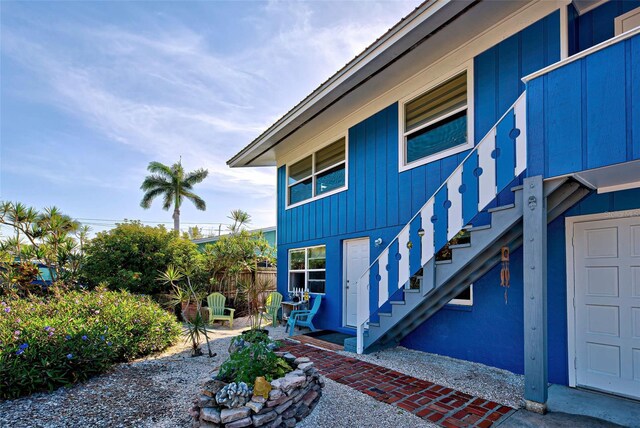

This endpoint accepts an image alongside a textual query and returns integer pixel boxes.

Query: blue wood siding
[401,188,640,384]
[526,32,640,178]
[474,12,560,141]
[276,13,560,339]
[278,12,560,248]
[568,0,640,56]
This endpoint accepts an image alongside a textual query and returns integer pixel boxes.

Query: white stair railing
[356,93,527,354]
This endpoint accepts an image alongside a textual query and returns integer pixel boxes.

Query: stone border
[191,353,324,428]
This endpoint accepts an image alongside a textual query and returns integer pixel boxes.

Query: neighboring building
[192,226,277,251]
[229,0,640,410]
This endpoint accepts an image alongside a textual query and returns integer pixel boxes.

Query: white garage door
[573,215,640,399]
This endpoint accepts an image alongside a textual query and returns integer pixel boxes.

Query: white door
[344,238,370,328]
[572,215,640,399]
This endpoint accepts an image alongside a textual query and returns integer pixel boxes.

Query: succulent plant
[215,382,252,409]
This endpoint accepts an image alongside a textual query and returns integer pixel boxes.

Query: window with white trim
[288,245,326,294]
[449,284,473,306]
[403,71,470,166]
[287,137,346,206]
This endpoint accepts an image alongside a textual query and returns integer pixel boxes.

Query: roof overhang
[227,0,477,168]
[574,160,640,194]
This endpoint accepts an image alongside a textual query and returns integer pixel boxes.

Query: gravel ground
[0,321,522,427]
[339,346,525,409]
[0,318,288,428]
[298,377,435,428]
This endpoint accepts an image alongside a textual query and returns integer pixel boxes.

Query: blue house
[192,226,277,251]
[229,0,640,411]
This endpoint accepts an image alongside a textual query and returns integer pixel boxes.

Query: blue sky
[0,0,415,235]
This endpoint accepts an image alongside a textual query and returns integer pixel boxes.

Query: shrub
[218,339,291,384]
[80,221,200,295]
[0,288,181,399]
[240,329,270,345]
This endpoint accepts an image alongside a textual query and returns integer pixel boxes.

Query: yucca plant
[159,265,214,357]
[238,277,274,331]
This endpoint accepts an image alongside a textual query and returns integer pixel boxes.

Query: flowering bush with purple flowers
[0,288,180,399]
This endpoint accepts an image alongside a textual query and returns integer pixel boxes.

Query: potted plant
[159,264,215,357]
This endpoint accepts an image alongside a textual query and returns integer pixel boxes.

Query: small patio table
[281,300,309,324]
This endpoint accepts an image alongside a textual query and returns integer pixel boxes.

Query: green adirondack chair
[288,295,322,336]
[260,292,283,327]
[207,292,235,328]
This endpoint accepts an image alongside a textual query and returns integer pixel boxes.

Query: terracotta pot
[182,303,209,322]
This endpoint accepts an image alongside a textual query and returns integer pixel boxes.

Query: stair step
[449,243,471,249]
[435,259,452,265]
[488,203,515,213]
[368,322,380,327]
[466,224,491,232]
[404,288,421,293]
[379,312,392,317]
[390,300,405,305]
[511,185,524,192]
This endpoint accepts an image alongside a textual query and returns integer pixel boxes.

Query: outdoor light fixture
[417,228,425,237]
[374,237,383,247]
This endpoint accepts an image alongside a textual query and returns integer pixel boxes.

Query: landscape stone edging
[191,352,324,427]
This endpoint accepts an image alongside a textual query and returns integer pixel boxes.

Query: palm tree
[140,160,209,232]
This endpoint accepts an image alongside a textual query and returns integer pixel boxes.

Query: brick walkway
[281,341,514,428]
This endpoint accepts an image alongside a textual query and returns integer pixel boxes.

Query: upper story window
[287,137,347,207]
[401,70,473,170]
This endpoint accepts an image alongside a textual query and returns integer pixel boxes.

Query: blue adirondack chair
[287,295,322,336]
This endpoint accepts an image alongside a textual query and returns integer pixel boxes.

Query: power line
[74,217,233,226]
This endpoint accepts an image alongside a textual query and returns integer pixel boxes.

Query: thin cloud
[1,1,416,226]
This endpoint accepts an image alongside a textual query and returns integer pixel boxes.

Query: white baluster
[377,249,389,308]
[447,168,463,240]
[478,128,497,210]
[397,228,410,289]
[515,95,527,176]
[420,200,435,266]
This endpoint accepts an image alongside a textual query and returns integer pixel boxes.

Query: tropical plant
[80,221,200,295]
[0,202,84,296]
[217,339,291,384]
[159,265,214,357]
[0,288,181,399]
[238,276,274,330]
[200,212,275,299]
[187,225,205,240]
[140,160,209,232]
[228,209,251,234]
